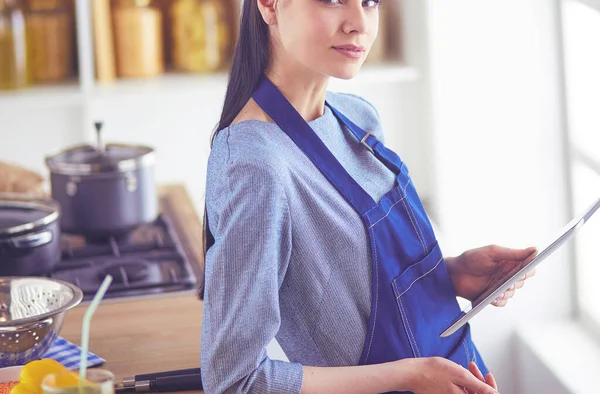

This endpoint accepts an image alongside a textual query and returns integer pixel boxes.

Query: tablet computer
[440,196,600,338]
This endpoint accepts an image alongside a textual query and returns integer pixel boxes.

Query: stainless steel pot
[45,122,158,238]
[0,194,62,276]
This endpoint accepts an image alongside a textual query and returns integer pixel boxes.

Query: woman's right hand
[403,357,499,394]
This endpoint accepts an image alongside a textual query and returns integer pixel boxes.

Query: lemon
[43,372,81,389]
[16,359,70,394]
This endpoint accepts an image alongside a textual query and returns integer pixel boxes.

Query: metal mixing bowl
[0,277,83,367]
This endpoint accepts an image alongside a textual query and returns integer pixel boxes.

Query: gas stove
[48,213,199,302]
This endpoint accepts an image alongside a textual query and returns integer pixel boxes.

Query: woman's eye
[319,0,380,6]
[363,0,381,7]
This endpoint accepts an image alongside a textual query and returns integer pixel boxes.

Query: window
[561,0,600,332]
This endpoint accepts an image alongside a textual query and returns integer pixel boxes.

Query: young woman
[201,1,537,393]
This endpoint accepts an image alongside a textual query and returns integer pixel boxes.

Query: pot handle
[8,230,54,249]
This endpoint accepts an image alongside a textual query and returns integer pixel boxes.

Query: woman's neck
[265,58,329,122]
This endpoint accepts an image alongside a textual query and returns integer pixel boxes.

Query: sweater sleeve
[201,134,303,394]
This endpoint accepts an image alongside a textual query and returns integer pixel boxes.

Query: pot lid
[45,122,155,175]
[0,194,60,237]
[46,144,155,175]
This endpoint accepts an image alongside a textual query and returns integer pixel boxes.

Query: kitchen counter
[59,184,205,393]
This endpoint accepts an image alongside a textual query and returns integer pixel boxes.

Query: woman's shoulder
[208,121,290,178]
[325,91,385,141]
[325,91,380,118]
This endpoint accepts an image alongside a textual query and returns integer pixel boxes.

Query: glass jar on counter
[25,0,74,83]
[0,0,29,90]
[112,0,164,78]
[170,0,231,73]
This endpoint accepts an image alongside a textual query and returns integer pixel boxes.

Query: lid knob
[94,121,105,154]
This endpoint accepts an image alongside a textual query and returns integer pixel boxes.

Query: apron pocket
[391,243,468,359]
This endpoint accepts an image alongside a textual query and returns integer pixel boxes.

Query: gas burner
[99,261,150,284]
[49,213,199,302]
[74,231,132,245]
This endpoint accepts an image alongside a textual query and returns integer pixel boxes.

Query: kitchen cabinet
[0,0,437,219]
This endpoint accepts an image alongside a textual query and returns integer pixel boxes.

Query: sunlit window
[562,0,600,331]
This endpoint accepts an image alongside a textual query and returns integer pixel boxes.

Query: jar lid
[0,194,60,237]
[45,143,156,176]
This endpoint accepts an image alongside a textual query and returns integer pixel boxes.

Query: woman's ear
[257,0,278,25]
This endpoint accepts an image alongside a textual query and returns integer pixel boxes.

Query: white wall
[516,335,571,394]
[0,104,83,180]
[428,0,573,393]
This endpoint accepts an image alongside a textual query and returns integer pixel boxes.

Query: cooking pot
[45,122,158,238]
[0,193,62,276]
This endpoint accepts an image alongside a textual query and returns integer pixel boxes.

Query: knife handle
[151,374,203,392]
[135,368,201,381]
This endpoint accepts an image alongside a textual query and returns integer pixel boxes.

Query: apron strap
[326,105,403,175]
[252,75,378,215]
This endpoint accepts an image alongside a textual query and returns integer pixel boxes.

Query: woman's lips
[332,45,366,59]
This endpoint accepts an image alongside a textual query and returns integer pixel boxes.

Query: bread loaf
[0,162,46,196]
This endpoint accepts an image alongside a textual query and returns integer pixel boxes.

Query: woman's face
[269,0,380,80]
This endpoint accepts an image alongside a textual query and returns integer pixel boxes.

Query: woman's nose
[342,4,369,35]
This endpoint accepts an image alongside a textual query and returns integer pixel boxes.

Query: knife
[116,368,202,392]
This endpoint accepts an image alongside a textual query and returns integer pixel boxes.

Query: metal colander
[0,277,83,367]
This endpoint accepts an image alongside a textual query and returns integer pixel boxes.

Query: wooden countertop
[59,185,205,393]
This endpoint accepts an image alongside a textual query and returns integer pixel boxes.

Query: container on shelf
[154,0,175,69]
[92,0,116,84]
[169,0,231,73]
[0,0,29,90]
[112,0,164,78]
[25,0,74,83]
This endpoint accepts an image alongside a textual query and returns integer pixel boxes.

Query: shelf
[0,83,83,111]
[91,63,420,103]
[0,64,419,111]
[92,72,229,100]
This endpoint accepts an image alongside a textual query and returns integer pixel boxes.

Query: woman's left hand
[446,245,538,307]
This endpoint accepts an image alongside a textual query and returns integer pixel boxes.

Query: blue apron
[252,76,489,393]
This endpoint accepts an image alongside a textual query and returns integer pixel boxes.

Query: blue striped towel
[43,337,106,370]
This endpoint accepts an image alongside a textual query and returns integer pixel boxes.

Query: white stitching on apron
[393,282,419,358]
[399,298,421,357]
[395,257,443,300]
[406,200,429,254]
[367,178,412,230]
[401,197,428,255]
[462,339,470,362]
[363,216,379,363]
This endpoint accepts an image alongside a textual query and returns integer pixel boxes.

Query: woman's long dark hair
[214,0,271,140]
[200,0,271,299]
